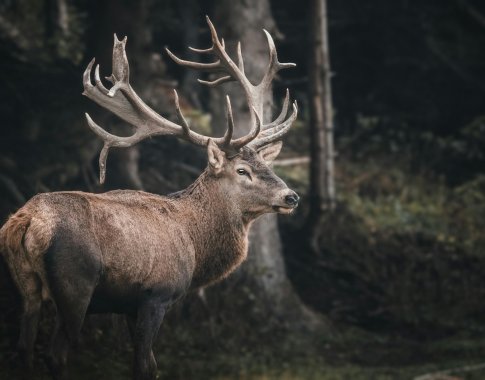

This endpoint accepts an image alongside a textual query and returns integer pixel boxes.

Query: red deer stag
[0,17,299,380]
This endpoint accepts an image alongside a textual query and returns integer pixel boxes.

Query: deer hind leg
[44,242,102,380]
[45,274,98,380]
[45,317,69,380]
[2,252,43,370]
[16,273,42,370]
[132,297,169,380]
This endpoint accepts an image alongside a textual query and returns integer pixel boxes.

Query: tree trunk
[208,0,328,331]
[178,0,202,110]
[308,0,336,246]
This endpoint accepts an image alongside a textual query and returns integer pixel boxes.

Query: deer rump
[1,190,197,317]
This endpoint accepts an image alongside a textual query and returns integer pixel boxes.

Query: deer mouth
[272,205,296,214]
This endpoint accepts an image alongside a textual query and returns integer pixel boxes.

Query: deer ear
[257,141,283,164]
[207,139,225,174]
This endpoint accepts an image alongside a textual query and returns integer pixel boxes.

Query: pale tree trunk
[308,0,336,247]
[209,0,328,330]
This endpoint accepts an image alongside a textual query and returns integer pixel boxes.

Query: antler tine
[263,89,290,129]
[173,89,191,136]
[204,17,253,93]
[259,30,296,94]
[165,48,222,72]
[107,34,130,97]
[231,108,262,149]
[236,42,245,73]
[168,17,253,95]
[222,95,235,146]
[94,64,110,95]
[198,75,233,87]
[83,58,96,89]
[188,46,213,54]
[84,113,144,184]
[248,101,298,151]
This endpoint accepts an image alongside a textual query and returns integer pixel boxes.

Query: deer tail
[0,211,35,292]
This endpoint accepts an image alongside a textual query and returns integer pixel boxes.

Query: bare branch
[273,157,310,167]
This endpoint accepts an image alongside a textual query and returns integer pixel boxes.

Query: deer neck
[171,170,251,289]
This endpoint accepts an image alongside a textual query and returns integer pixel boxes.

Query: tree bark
[308,0,336,245]
[209,0,328,331]
[178,0,202,110]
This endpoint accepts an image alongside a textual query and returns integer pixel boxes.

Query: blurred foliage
[283,156,485,336]
[0,0,85,63]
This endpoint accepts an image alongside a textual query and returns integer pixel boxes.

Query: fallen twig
[273,156,310,166]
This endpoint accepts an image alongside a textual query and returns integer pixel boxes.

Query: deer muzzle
[272,190,299,214]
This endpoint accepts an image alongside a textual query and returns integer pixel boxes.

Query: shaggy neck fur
[170,169,251,289]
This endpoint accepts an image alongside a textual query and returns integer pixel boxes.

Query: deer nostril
[285,192,299,206]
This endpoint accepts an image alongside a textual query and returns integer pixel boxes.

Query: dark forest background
[1,0,485,379]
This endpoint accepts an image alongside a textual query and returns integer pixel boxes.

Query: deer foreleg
[132,298,168,380]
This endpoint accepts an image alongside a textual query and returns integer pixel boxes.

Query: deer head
[205,141,299,217]
[82,16,299,215]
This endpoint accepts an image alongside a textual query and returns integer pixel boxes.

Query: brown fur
[1,209,39,301]
[1,197,55,303]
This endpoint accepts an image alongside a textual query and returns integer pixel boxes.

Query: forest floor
[2,310,485,380]
[3,336,485,380]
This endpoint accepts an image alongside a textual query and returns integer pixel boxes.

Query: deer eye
[237,168,249,176]
[236,168,253,180]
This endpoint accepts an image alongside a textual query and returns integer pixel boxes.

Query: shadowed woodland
[1,0,485,379]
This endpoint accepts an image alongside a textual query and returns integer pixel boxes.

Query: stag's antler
[83,17,297,184]
[166,16,298,151]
